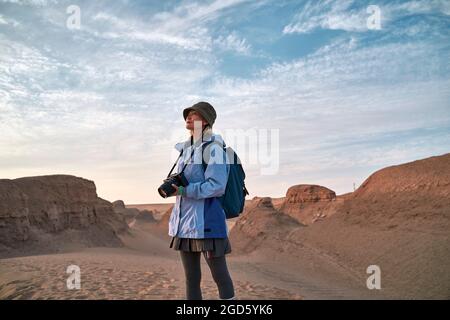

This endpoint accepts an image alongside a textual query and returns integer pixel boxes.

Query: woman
[167,101,235,300]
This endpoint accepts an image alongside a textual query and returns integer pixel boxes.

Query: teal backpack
[201,139,249,219]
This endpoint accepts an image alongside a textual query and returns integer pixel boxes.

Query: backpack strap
[201,139,250,197]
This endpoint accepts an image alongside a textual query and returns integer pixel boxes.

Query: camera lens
[158,187,168,198]
[158,176,177,198]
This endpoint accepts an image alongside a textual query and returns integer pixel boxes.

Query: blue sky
[1,0,449,203]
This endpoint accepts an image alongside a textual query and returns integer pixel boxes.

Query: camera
[158,172,189,198]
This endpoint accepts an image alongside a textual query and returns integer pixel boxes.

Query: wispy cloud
[85,0,253,53]
[284,0,368,33]
[0,14,19,26]
[283,0,450,34]
[0,0,57,6]
[213,32,251,55]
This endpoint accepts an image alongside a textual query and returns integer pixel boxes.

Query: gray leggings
[179,251,235,300]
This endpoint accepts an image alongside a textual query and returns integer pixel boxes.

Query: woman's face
[185,110,207,131]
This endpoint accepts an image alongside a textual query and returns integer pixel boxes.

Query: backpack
[201,139,249,219]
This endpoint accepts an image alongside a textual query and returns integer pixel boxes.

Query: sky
[0,0,449,204]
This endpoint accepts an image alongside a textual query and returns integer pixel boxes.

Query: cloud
[283,0,369,34]
[204,30,450,188]
[213,32,251,55]
[283,0,450,34]
[151,0,250,31]
[0,14,20,26]
[90,12,211,51]
[387,0,450,16]
[0,0,57,6]
[86,0,252,52]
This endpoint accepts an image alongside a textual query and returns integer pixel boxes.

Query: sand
[1,218,383,300]
[1,214,436,300]
[0,220,303,300]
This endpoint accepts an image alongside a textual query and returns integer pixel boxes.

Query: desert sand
[0,223,303,300]
[1,153,449,299]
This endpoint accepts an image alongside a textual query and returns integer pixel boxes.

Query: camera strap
[166,127,208,178]
[166,150,183,178]
[166,140,198,178]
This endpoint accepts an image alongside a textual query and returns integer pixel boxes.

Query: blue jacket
[168,132,230,239]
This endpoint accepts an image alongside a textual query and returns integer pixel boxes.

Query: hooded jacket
[168,130,230,239]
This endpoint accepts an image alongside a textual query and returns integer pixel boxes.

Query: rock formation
[0,175,128,257]
[278,184,341,225]
[112,200,140,223]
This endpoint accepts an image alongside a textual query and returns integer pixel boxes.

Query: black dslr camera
[158,171,189,198]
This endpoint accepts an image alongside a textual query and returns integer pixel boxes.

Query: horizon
[3,150,449,205]
[1,0,449,204]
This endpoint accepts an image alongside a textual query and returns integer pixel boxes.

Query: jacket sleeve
[184,144,229,200]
